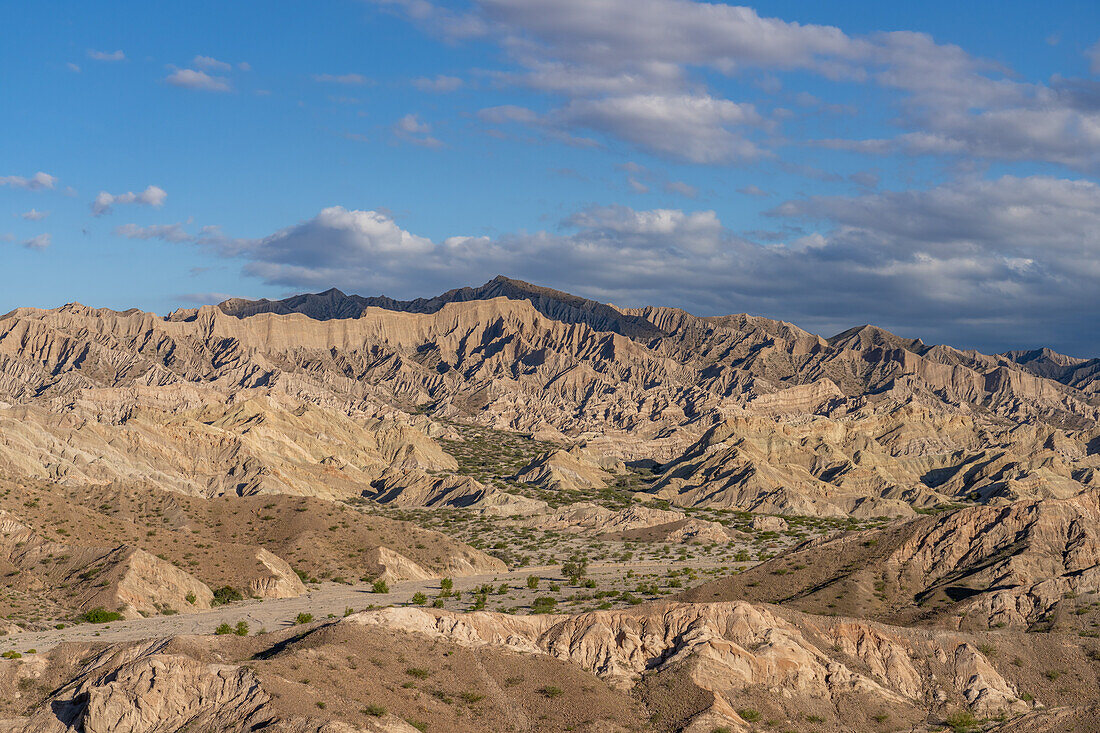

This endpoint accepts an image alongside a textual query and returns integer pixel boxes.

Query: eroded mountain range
[0,276,1098,732]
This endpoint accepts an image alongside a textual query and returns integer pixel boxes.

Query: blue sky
[3,1,1100,355]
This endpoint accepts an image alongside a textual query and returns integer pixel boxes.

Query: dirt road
[2,562,715,653]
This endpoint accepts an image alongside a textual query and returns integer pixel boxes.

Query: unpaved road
[2,562,718,653]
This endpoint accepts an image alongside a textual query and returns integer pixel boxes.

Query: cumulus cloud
[113,222,193,243]
[193,55,232,72]
[379,0,1100,171]
[165,68,232,92]
[558,94,765,163]
[0,172,57,190]
[87,49,125,62]
[313,73,370,85]
[196,175,1100,354]
[20,208,49,221]
[413,74,464,92]
[91,185,167,216]
[21,233,51,250]
[664,180,698,198]
[393,113,443,147]
[176,292,237,304]
[1087,40,1100,75]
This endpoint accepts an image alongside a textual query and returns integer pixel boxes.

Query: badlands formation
[0,276,1096,731]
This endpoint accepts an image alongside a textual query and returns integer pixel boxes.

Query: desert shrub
[371,579,389,594]
[526,575,539,589]
[234,621,249,636]
[185,592,197,605]
[737,709,761,722]
[531,596,557,614]
[945,711,979,733]
[294,612,313,625]
[211,586,243,606]
[538,685,563,699]
[406,667,430,679]
[411,592,427,605]
[363,704,386,717]
[215,623,233,635]
[81,608,123,624]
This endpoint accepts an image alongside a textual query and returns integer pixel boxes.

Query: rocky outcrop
[514,448,614,492]
[365,467,547,515]
[347,601,1034,723]
[2,641,418,733]
[685,488,1100,630]
[0,510,212,619]
[248,548,307,599]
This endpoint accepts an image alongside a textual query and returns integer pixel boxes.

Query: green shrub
[294,613,313,625]
[371,579,389,594]
[406,667,430,679]
[737,709,761,722]
[526,575,539,589]
[411,592,427,605]
[215,623,233,635]
[211,586,243,606]
[945,711,979,733]
[363,704,386,717]
[81,607,123,624]
[234,621,249,636]
[531,596,557,614]
[185,592,197,605]
[538,685,563,699]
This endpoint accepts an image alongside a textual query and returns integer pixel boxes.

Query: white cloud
[87,49,125,62]
[193,55,232,72]
[165,69,232,92]
[1087,40,1100,75]
[663,180,698,198]
[66,62,81,73]
[381,0,1100,171]
[198,175,1100,353]
[313,73,370,85]
[413,75,464,92]
[738,185,770,197]
[176,292,237,305]
[114,222,193,243]
[20,208,49,221]
[394,113,443,147]
[22,233,51,250]
[558,94,764,163]
[0,172,57,190]
[91,185,167,216]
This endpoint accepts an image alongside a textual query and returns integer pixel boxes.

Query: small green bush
[526,575,539,589]
[215,623,233,635]
[294,613,313,625]
[81,608,123,624]
[211,586,243,606]
[372,579,389,594]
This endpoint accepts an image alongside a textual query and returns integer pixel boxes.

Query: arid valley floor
[0,277,1098,732]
